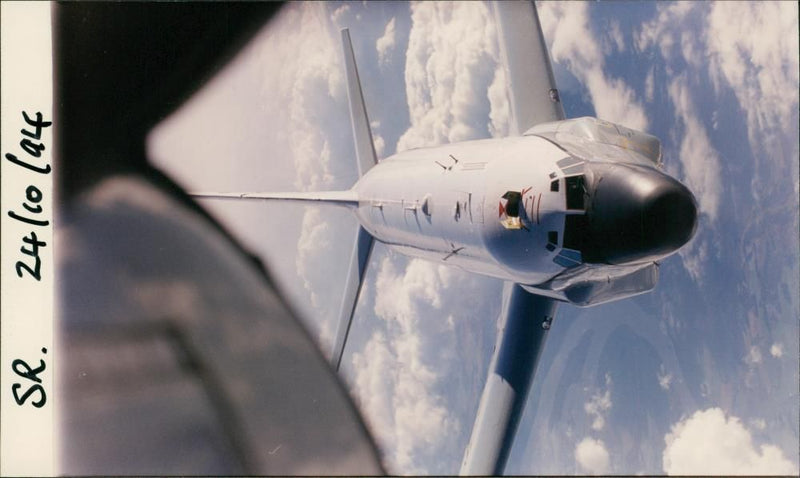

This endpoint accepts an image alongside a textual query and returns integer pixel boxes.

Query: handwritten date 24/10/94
[5,111,52,281]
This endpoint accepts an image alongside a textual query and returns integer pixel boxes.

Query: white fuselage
[353,135,577,285]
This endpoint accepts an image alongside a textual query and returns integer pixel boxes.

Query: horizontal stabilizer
[191,190,358,207]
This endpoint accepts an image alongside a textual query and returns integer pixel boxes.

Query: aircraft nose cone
[583,164,698,264]
[641,182,697,255]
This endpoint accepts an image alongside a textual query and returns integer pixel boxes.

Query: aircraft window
[550,179,559,192]
[548,231,558,245]
[565,175,585,210]
[559,248,582,262]
[546,243,556,252]
[553,254,580,268]
[561,163,584,176]
[563,214,587,251]
[557,157,582,169]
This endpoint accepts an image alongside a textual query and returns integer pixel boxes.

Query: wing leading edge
[461,283,557,475]
[493,0,565,135]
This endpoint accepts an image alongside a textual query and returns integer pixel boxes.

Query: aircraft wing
[459,3,564,474]
[190,190,358,205]
[461,283,557,475]
[493,0,565,135]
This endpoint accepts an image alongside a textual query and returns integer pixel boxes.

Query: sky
[148,2,799,474]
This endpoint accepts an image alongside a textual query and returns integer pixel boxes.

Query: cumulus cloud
[770,343,783,358]
[255,2,346,192]
[351,257,462,473]
[330,3,350,28]
[487,66,510,138]
[370,120,386,159]
[663,408,797,475]
[376,17,397,67]
[397,2,507,150]
[538,2,648,131]
[584,374,613,431]
[575,437,610,474]
[295,208,331,305]
[243,3,370,350]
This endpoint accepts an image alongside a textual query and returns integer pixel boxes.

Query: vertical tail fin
[341,28,378,178]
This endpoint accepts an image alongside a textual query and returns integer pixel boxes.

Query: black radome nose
[581,164,698,265]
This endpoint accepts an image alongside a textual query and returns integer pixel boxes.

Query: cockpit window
[565,175,585,210]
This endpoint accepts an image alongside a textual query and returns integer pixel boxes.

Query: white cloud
[635,2,696,63]
[584,374,612,431]
[372,132,386,159]
[644,67,655,102]
[751,418,767,431]
[770,343,783,358]
[706,2,799,149]
[637,1,799,161]
[575,437,610,474]
[679,30,702,68]
[351,332,397,450]
[487,66,510,138]
[538,2,648,131]
[744,345,762,366]
[370,120,386,159]
[635,3,725,286]
[295,208,331,308]
[663,408,797,475]
[351,257,461,473]
[376,17,397,67]
[658,366,673,391]
[331,3,350,28]
[667,76,722,222]
[255,2,346,192]
[397,1,506,150]
[676,223,709,284]
[607,20,625,53]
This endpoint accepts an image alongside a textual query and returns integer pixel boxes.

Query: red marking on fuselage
[536,192,542,224]
[498,201,505,217]
[529,194,535,219]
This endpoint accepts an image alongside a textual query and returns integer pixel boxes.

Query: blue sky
[149,2,799,474]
